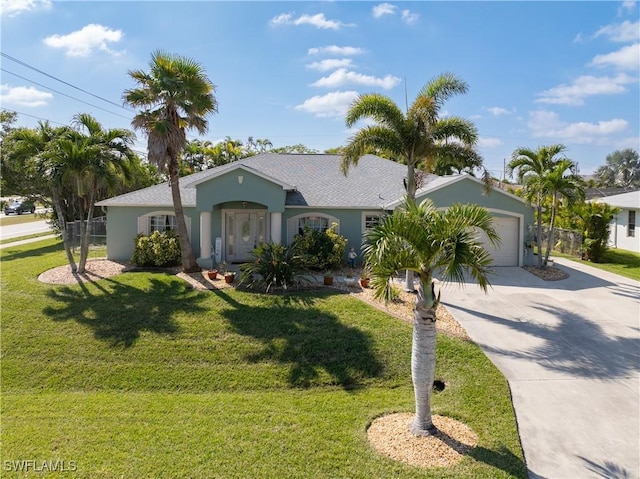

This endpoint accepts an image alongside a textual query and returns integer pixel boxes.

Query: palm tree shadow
[578,456,633,479]
[213,288,384,390]
[43,273,206,347]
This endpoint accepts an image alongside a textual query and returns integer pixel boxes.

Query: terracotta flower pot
[207,270,218,280]
[224,273,235,284]
[323,276,333,286]
[359,278,370,288]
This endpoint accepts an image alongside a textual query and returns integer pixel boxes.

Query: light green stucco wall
[104,205,200,261]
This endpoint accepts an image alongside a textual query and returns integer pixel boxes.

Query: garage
[478,216,519,266]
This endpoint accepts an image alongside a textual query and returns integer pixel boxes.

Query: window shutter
[137,216,148,235]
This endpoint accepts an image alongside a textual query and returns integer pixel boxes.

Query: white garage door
[478,217,519,266]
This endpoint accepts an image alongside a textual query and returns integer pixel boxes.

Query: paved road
[0,219,51,240]
[441,258,640,479]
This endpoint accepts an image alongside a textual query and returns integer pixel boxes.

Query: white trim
[361,211,385,235]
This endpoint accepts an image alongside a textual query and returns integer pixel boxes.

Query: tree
[538,159,584,266]
[341,72,480,289]
[508,144,568,268]
[123,51,218,272]
[594,149,640,189]
[362,198,499,435]
[66,113,135,273]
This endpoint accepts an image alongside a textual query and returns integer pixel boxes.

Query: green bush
[580,203,619,263]
[293,223,347,271]
[239,242,304,292]
[131,230,181,267]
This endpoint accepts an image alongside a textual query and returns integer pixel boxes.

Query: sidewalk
[0,234,57,250]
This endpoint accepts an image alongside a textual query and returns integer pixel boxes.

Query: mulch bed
[523,265,569,281]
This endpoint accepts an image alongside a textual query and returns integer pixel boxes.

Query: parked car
[4,200,36,215]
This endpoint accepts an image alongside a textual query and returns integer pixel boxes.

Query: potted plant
[224,270,236,284]
[207,269,218,280]
[359,271,370,288]
[323,271,334,286]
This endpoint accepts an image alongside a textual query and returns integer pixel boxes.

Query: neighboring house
[96,153,535,268]
[593,190,640,253]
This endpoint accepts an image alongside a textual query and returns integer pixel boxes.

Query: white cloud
[478,137,503,148]
[591,43,640,70]
[536,73,636,106]
[528,109,628,144]
[308,45,364,56]
[311,68,401,90]
[594,20,640,42]
[619,0,637,14]
[43,23,124,57]
[269,12,354,30]
[306,59,354,72]
[294,90,359,118]
[401,10,419,25]
[486,106,511,116]
[0,84,53,107]
[372,3,396,18]
[0,0,51,16]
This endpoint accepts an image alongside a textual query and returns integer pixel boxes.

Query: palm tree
[10,122,77,266]
[507,144,567,268]
[363,198,499,435]
[67,113,135,273]
[123,51,218,272]
[539,158,584,266]
[342,72,480,289]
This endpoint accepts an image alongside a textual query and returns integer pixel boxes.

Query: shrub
[293,223,347,271]
[239,242,304,292]
[580,203,619,263]
[131,230,181,267]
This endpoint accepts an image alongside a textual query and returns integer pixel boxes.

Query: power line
[1,68,133,121]
[0,52,134,113]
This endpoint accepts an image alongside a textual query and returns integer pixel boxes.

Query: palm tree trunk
[409,277,438,436]
[52,188,77,272]
[168,162,199,272]
[536,201,544,268]
[544,195,557,267]
[78,189,97,274]
[403,166,417,291]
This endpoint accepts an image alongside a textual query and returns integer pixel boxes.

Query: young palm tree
[507,144,570,268]
[363,198,499,435]
[123,51,218,272]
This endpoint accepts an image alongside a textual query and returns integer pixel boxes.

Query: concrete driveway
[441,257,639,479]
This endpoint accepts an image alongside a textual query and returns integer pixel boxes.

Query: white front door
[225,211,267,263]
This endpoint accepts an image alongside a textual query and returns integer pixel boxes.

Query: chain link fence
[66,217,107,251]
[541,226,582,257]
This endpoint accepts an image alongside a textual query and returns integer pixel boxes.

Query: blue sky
[1,1,638,177]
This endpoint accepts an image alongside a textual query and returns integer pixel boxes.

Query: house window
[287,213,339,244]
[150,215,177,233]
[628,211,636,238]
[364,214,383,231]
[298,216,330,234]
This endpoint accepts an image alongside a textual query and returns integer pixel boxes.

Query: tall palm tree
[363,198,499,435]
[342,72,480,289]
[507,144,569,268]
[123,51,218,272]
[68,113,135,273]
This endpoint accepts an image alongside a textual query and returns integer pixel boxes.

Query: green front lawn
[552,248,640,282]
[1,239,526,478]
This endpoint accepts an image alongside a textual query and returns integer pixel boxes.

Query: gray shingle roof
[97,153,418,208]
[593,190,640,209]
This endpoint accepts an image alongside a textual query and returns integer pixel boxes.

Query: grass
[0,232,54,245]
[551,248,640,282]
[0,212,50,227]
[1,238,527,478]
